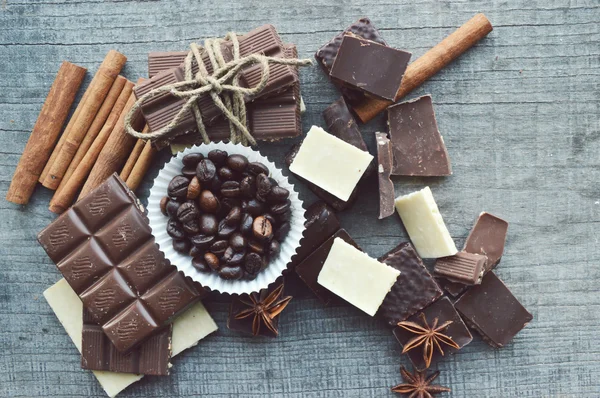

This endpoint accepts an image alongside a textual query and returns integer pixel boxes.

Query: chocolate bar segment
[330,35,411,101]
[148,51,187,78]
[81,309,172,376]
[454,272,532,348]
[315,18,387,105]
[38,174,202,352]
[375,132,394,219]
[376,242,443,326]
[434,252,487,285]
[435,277,469,299]
[388,95,451,176]
[463,212,508,270]
[393,297,472,370]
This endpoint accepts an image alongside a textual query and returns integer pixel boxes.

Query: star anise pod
[391,366,451,398]
[234,284,292,336]
[397,313,460,369]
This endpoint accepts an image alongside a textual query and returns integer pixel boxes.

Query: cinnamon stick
[60,76,127,188]
[41,50,127,190]
[78,84,145,200]
[119,125,149,181]
[6,61,87,205]
[48,80,134,213]
[125,140,157,191]
[353,13,493,123]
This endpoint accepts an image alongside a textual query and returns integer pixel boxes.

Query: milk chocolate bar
[38,174,202,352]
[434,252,487,285]
[464,212,508,270]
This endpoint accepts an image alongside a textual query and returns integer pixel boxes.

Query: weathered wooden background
[1,0,599,397]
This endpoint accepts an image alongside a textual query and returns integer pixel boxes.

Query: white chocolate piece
[317,238,400,316]
[300,96,306,114]
[394,186,458,258]
[289,125,373,201]
[44,279,217,397]
[170,143,192,155]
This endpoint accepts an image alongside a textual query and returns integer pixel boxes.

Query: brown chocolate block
[434,252,487,285]
[436,277,469,299]
[376,242,443,326]
[393,297,472,370]
[330,35,411,101]
[375,132,395,219]
[387,95,451,176]
[295,229,359,304]
[454,272,532,348]
[464,212,509,270]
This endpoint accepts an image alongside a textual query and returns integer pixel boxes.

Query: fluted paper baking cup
[148,142,305,295]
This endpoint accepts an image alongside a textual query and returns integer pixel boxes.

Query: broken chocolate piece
[436,277,469,299]
[388,95,451,176]
[375,132,394,219]
[463,212,508,270]
[434,252,487,285]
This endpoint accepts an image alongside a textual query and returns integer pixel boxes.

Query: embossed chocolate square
[38,173,202,352]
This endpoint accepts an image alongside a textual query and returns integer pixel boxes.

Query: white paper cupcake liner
[148,142,305,295]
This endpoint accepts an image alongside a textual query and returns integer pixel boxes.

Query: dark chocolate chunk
[463,212,509,270]
[434,252,487,285]
[387,95,451,176]
[393,297,472,370]
[454,272,532,348]
[375,132,395,219]
[436,277,469,299]
[376,242,443,326]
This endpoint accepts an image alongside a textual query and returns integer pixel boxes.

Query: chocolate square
[80,269,137,324]
[38,210,90,263]
[102,301,159,353]
[463,212,509,270]
[117,240,171,294]
[142,272,200,325]
[57,239,113,294]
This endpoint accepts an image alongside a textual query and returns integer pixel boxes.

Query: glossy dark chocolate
[375,132,394,219]
[464,212,508,270]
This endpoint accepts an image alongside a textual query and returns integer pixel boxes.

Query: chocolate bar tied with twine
[124,32,312,146]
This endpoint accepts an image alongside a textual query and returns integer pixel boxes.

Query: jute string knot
[124,32,312,146]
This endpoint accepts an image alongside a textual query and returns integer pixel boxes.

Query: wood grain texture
[1,1,599,397]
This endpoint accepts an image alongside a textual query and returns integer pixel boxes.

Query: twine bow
[124,32,312,146]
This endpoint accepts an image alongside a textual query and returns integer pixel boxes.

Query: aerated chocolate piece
[330,35,411,101]
[388,95,451,176]
[454,272,532,348]
[295,229,359,304]
[37,174,201,352]
[464,212,508,270]
[434,252,487,285]
[376,242,443,326]
[393,297,472,370]
[315,17,387,105]
[81,309,172,375]
[375,132,395,219]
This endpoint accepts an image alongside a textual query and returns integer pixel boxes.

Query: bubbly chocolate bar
[38,174,203,352]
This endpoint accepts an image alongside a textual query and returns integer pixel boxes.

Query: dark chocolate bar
[148,51,187,78]
[393,297,472,370]
[434,252,487,285]
[454,272,532,348]
[295,229,358,304]
[330,35,411,101]
[376,242,443,326]
[463,212,508,270]
[436,277,469,299]
[388,95,451,176]
[81,309,172,375]
[38,174,202,352]
[375,132,395,219]
[315,18,387,105]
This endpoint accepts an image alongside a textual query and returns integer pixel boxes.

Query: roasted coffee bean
[166,200,180,217]
[240,175,256,198]
[268,177,279,187]
[189,245,203,258]
[275,210,291,223]
[190,234,215,249]
[167,175,190,199]
[210,175,223,192]
[247,161,269,176]
[267,240,280,257]
[242,198,264,216]
[224,206,242,226]
[183,219,200,235]
[208,149,228,165]
[220,180,241,197]
[177,201,199,223]
[192,257,211,273]
[275,222,291,241]
[173,239,190,254]
[252,216,273,241]
[268,186,289,203]
[243,271,259,281]
[218,166,235,181]
[226,154,248,172]
[264,213,277,227]
[199,214,218,235]
[218,265,244,280]
[182,153,204,168]
[244,252,263,274]
[187,177,202,199]
[222,246,246,265]
[239,213,253,236]
[160,197,170,216]
[182,167,196,178]
[220,197,241,214]
[204,253,220,271]
[247,239,265,254]
[229,232,247,252]
[270,200,291,215]
[167,218,185,239]
[198,190,220,213]
[196,159,217,182]
[217,219,237,238]
[255,173,272,201]
[209,240,228,257]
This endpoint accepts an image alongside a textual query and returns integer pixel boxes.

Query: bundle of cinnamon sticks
[6,50,158,212]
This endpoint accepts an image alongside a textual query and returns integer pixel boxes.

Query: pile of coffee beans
[161,150,292,281]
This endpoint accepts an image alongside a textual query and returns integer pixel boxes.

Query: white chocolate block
[44,279,217,397]
[289,125,373,201]
[394,186,458,258]
[317,238,400,316]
